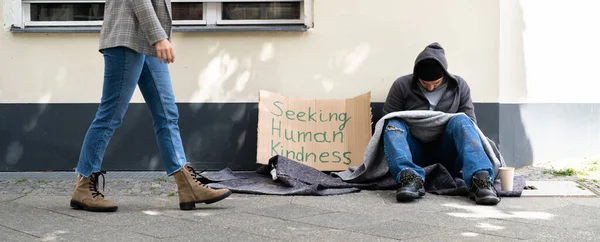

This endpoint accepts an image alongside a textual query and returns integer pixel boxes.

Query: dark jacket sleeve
[456,77,477,124]
[382,80,404,116]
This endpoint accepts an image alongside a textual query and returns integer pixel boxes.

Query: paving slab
[489,197,572,211]
[168,229,280,242]
[394,209,484,231]
[292,212,393,230]
[493,211,600,232]
[213,194,293,210]
[0,202,115,238]
[118,215,239,239]
[157,206,236,221]
[462,219,598,241]
[11,195,93,218]
[244,203,335,220]
[351,219,453,241]
[379,191,478,212]
[0,194,24,202]
[290,191,389,213]
[345,199,484,231]
[2,177,600,241]
[567,197,600,207]
[522,181,596,197]
[11,195,184,219]
[176,210,285,229]
[231,219,331,241]
[440,201,557,221]
[293,229,399,242]
[545,203,600,220]
[0,225,39,241]
[39,229,160,242]
[406,231,521,242]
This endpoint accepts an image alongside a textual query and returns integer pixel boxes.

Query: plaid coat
[99,0,172,57]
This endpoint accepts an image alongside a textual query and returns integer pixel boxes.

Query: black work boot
[396,169,425,202]
[469,171,500,205]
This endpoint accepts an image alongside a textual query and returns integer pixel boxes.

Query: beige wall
[500,0,600,103]
[1,0,500,104]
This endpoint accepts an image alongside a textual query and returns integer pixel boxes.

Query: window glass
[222,2,301,20]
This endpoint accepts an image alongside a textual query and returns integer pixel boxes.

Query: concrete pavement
[1,174,599,241]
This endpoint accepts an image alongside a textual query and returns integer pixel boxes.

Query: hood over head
[413,42,454,82]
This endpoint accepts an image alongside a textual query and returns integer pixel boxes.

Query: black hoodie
[382,42,477,123]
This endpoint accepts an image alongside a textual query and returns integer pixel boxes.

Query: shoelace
[472,177,502,202]
[89,171,106,198]
[187,166,210,188]
[472,177,494,190]
[400,174,423,187]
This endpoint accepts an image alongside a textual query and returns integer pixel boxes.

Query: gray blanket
[333,110,506,182]
[203,111,523,197]
[202,155,524,197]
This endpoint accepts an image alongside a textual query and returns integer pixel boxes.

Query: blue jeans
[76,47,187,177]
[383,115,494,187]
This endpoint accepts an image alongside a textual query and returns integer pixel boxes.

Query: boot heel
[179,202,195,210]
[70,200,84,209]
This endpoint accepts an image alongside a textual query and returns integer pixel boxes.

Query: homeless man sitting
[382,43,500,205]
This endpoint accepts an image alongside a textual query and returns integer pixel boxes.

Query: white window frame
[15,0,309,28]
[171,0,208,26]
[215,0,304,26]
[22,0,105,27]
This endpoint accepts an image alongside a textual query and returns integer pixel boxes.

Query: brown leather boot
[173,163,232,210]
[70,171,118,212]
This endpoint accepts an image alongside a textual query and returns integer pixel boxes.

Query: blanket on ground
[204,111,523,197]
[202,155,525,197]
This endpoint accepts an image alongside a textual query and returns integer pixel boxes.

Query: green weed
[542,168,579,177]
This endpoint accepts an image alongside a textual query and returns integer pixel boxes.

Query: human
[381,42,500,205]
[69,0,231,212]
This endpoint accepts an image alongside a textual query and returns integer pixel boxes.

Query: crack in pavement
[0,223,41,239]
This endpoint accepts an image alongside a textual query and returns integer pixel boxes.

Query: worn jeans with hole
[76,47,187,177]
[383,115,494,187]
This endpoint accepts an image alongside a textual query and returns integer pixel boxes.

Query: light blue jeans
[383,115,494,187]
[76,47,186,177]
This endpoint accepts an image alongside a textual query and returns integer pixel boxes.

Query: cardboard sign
[257,90,372,171]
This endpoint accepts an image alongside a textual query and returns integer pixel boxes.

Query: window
[14,0,309,31]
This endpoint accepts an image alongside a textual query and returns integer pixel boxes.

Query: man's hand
[155,39,175,64]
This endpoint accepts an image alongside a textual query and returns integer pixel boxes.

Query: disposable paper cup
[499,167,515,191]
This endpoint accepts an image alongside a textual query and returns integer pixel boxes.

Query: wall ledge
[10,25,307,33]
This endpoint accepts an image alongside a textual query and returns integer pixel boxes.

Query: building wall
[498,0,600,167]
[2,0,597,172]
[1,0,500,104]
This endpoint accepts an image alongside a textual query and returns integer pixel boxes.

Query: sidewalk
[1,172,599,242]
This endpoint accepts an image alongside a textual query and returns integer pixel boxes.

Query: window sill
[10,25,307,33]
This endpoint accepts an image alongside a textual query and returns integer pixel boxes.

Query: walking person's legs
[137,55,231,210]
[137,56,187,175]
[71,47,146,212]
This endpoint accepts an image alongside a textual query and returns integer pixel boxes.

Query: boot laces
[400,174,423,187]
[472,176,494,190]
[472,176,502,202]
[187,166,210,188]
[89,171,106,198]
